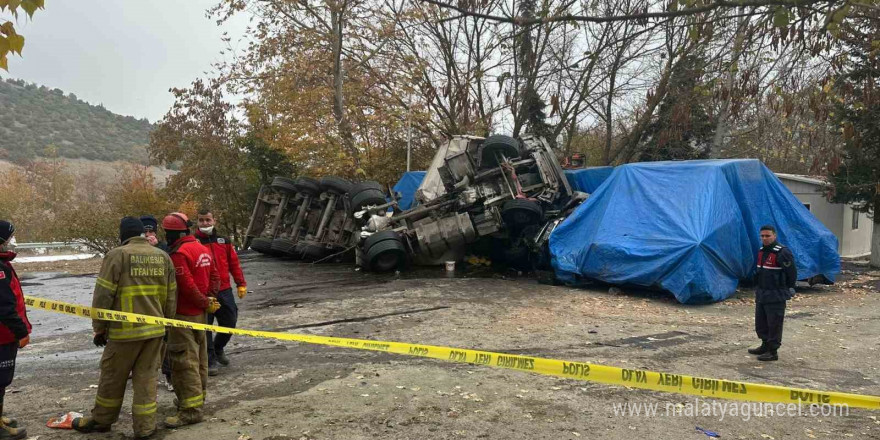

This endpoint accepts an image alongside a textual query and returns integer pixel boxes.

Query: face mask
[199,226,214,234]
[1,236,16,253]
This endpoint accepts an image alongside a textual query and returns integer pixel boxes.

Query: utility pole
[406,95,412,172]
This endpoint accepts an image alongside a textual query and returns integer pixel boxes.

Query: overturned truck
[245,134,586,272]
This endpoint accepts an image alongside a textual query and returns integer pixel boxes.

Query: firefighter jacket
[755,242,797,304]
[195,230,246,291]
[0,252,31,345]
[170,235,220,316]
[92,236,177,341]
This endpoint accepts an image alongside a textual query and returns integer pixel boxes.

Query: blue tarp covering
[564,167,614,193]
[392,171,427,210]
[550,159,840,304]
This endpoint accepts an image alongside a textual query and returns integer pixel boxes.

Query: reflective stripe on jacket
[92,236,177,341]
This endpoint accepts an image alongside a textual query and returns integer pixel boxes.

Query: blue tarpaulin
[564,167,614,193]
[550,159,840,304]
[392,171,427,210]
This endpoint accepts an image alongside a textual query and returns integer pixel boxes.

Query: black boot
[757,350,778,361]
[748,343,769,355]
[72,417,111,433]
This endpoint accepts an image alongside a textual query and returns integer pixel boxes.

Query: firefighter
[748,225,797,362]
[195,208,247,375]
[72,217,177,438]
[162,212,220,428]
[0,221,31,440]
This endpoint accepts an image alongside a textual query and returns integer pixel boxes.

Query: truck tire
[320,176,353,195]
[294,177,321,195]
[351,188,387,212]
[501,199,543,228]
[271,238,298,257]
[363,230,402,251]
[350,181,385,197]
[365,238,407,272]
[271,176,298,194]
[300,241,331,261]
[250,237,273,254]
[479,135,521,168]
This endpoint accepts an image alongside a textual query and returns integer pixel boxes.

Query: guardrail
[16,242,85,250]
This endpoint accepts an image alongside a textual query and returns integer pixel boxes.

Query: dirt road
[10,254,880,439]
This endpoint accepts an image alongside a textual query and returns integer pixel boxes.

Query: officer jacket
[195,230,246,291]
[92,236,177,341]
[170,235,220,316]
[0,252,31,345]
[755,242,797,304]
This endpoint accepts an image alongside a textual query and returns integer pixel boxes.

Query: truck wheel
[479,135,521,168]
[294,177,321,195]
[363,230,402,251]
[250,237,273,254]
[320,176,353,195]
[351,188,387,212]
[365,238,407,272]
[271,238,298,257]
[301,241,331,260]
[350,181,385,197]
[271,176,298,194]
[501,199,544,227]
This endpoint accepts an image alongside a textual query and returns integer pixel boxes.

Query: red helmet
[162,212,191,231]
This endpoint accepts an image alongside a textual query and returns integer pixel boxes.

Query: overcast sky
[2,0,248,122]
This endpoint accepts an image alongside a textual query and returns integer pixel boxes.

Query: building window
[803,203,811,212]
[852,208,860,230]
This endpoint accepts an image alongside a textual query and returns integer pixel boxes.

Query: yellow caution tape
[25,295,880,409]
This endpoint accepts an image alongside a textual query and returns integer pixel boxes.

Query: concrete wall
[842,208,874,257]
[781,179,844,244]
[779,177,875,258]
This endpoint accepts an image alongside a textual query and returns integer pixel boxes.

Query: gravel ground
[7,253,880,440]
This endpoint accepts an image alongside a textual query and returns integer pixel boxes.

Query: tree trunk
[872,220,880,268]
[331,4,358,167]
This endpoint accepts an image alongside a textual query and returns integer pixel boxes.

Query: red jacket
[0,252,31,345]
[195,230,246,291]
[170,236,220,316]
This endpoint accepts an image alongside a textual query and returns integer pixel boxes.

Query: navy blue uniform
[754,242,797,350]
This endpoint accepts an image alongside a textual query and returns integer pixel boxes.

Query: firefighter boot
[0,417,25,440]
[748,342,769,355]
[72,417,111,434]
[0,417,16,428]
[757,350,778,361]
[164,410,203,429]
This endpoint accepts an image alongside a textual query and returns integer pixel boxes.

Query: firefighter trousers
[167,314,208,418]
[91,337,163,436]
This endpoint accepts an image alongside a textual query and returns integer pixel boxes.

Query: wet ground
[8,254,880,440]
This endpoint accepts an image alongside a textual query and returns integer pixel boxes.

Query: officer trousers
[92,337,162,436]
[207,288,239,363]
[0,342,18,414]
[167,314,208,417]
[755,301,786,351]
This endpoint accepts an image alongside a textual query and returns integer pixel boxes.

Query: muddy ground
[9,254,880,440]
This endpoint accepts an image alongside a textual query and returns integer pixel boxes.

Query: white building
[777,174,874,258]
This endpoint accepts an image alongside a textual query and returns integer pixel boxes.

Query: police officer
[73,217,177,438]
[162,213,220,428]
[140,215,169,253]
[748,225,797,361]
[0,221,31,440]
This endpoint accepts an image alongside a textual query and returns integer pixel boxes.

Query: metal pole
[406,96,412,172]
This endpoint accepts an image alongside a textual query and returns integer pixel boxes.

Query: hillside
[0,79,153,163]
